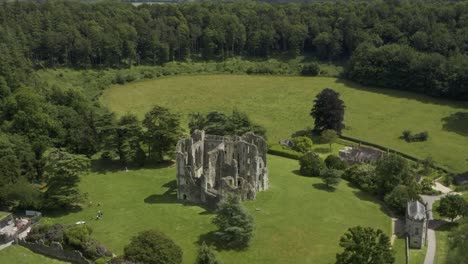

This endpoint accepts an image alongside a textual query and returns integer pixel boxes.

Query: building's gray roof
[407,200,426,221]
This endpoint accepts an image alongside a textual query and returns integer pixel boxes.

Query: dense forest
[1,0,467,97]
[0,0,467,210]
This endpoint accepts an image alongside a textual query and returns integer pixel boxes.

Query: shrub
[268,145,302,160]
[26,224,112,260]
[343,164,377,193]
[114,72,126,84]
[195,242,221,264]
[299,152,324,176]
[419,179,435,194]
[401,130,429,142]
[291,136,314,153]
[325,154,347,170]
[301,63,320,76]
[321,168,342,189]
[124,230,182,264]
[402,130,412,141]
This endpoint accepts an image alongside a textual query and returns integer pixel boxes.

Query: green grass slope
[0,245,68,264]
[43,155,391,264]
[101,75,468,173]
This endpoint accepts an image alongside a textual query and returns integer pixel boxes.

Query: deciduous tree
[321,168,341,189]
[124,230,182,264]
[336,226,394,264]
[436,194,467,222]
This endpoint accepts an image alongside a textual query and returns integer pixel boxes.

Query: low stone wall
[18,240,91,264]
[339,135,455,174]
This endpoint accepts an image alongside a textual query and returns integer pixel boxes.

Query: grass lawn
[0,245,67,264]
[434,222,459,264]
[41,155,393,264]
[409,245,427,264]
[101,75,468,172]
[393,238,407,264]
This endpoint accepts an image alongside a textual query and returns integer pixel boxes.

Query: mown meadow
[30,155,391,264]
[101,75,468,173]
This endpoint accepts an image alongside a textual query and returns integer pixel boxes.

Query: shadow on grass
[292,170,320,178]
[333,78,468,109]
[313,147,331,154]
[197,231,249,252]
[347,182,393,218]
[434,221,458,232]
[144,180,178,204]
[312,183,336,192]
[144,180,214,214]
[42,206,83,218]
[442,112,468,137]
[91,159,175,174]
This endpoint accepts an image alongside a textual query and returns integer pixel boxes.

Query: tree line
[0,0,467,98]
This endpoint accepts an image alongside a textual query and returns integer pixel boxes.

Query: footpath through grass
[42,155,392,264]
[101,75,468,172]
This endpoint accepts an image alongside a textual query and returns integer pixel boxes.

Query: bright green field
[0,245,67,264]
[101,75,468,172]
[37,155,392,264]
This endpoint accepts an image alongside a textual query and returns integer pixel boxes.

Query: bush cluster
[267,145,302,160]
[26,224,112,261]
[291,136,314,153]
[402,130,429,142]
[299,152,325,177]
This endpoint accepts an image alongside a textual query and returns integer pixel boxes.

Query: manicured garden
[101,75,468,173]
[33,155,393,264]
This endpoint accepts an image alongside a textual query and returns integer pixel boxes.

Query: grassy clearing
[101,75,468,173]
[0,245,67,264]
[41,155,392,264]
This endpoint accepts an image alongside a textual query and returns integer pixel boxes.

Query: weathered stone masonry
[176,130,269,207]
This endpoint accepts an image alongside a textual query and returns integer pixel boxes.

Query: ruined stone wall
[19,240,91,264]
[176,130,268,207]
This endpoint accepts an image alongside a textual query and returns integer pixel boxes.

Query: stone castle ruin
[176,130,269,207]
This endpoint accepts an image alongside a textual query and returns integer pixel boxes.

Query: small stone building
[176,130,269,208]
[405,200,427,249]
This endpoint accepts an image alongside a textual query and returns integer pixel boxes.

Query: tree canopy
[311,89,345,133]
[436,194,467,222]
[212,195,254,249]
[188,110,266,138]
[43,149,90,209]
[299,152,325,177]
[336,226,394,264]
[124,230,183,264]
[143,106,184,162]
